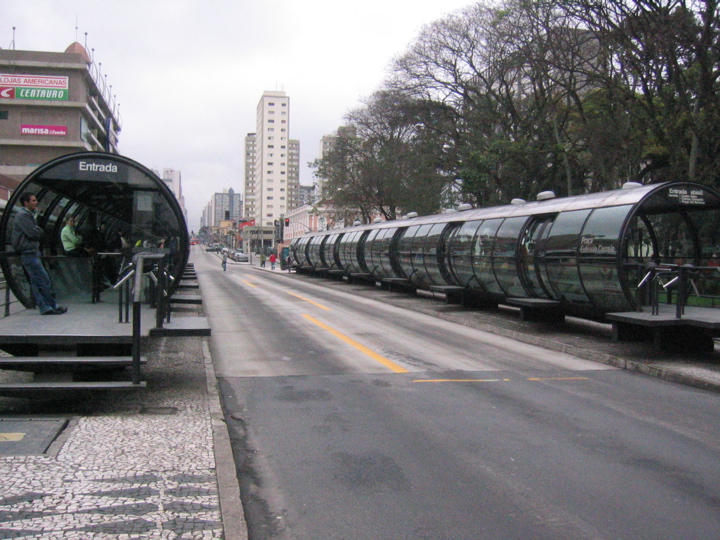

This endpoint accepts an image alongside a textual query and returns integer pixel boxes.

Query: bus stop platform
[0,290,210,394]
[607,304,720,353]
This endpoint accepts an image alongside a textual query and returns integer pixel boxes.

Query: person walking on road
[222,252,228,271]
[11,193,67,315]
[269,252,277,270]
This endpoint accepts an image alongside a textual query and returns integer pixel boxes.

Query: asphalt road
[195,250,720,540]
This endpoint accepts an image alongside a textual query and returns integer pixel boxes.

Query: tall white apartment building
[244,90,300,226]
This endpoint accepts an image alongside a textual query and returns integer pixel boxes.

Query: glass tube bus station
[0,152,188,311]
[291,182,720,353]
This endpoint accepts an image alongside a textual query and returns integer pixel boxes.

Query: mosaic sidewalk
[0,335,225,539]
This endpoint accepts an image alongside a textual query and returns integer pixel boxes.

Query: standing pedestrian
[269,252,277,270]
[11,193,67,315]
[222,252,228,271]
[260,253,266,268]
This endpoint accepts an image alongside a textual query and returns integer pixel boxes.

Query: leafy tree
[557,0,720,185]
[312,91,452,220]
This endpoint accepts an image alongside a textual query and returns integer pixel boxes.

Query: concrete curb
[203,338,248,540]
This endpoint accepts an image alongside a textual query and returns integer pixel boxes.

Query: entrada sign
[79,161,118,173]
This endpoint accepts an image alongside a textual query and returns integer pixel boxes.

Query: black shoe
[53,306,68,314]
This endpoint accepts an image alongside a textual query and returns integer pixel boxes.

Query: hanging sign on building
[0,74,69,101]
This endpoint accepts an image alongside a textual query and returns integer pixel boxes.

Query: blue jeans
[20,251,58,314]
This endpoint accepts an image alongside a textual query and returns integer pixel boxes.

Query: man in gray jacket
[11,193,67,315]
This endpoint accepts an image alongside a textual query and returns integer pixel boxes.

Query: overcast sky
[4,0,474,230]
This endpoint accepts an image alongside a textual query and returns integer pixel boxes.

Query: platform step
[150,317,211,337]
[170,295,202,305]
[177,282,199,289]
[0,381,146,391]
[0,356,146,370]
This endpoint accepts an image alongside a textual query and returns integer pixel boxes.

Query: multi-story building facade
[0,42,121,198]
[316,125,356,203]
[298,184,314,207]
[153,168,188,227]
[243,90,300,228]
[243,133,257,219]
[200,188,243,229]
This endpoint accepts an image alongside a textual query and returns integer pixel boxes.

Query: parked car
[232,251,249,262]
[205,245,222,252]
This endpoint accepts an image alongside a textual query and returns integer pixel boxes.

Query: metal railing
[112,252,171,384]
[0,251,30,317]
[637,263,720,318]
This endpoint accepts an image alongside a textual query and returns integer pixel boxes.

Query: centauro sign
[0,74,69,101]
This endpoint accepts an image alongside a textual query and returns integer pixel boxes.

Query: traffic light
[284,218,290,227]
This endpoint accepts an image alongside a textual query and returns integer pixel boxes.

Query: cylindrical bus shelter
[1,152,188,308]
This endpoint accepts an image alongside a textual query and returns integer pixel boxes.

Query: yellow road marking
[526,377,589,381]
[414,379,510,383]
[241,279,257,288]
[286,291,331,311]
[414,377,589,383]
[302,314,408,373]
[0,433,25,441]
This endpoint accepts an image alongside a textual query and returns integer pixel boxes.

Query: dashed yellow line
[414,377,589,383]
[414,378,510,383]
[526,377,589,381]
[302,314,409,373]
[286,291,331,311]
[241,279,257,288]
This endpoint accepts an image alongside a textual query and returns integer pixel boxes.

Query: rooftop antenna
[11,27,16,50]
[75,15,78,42]
[84,32,88,50]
